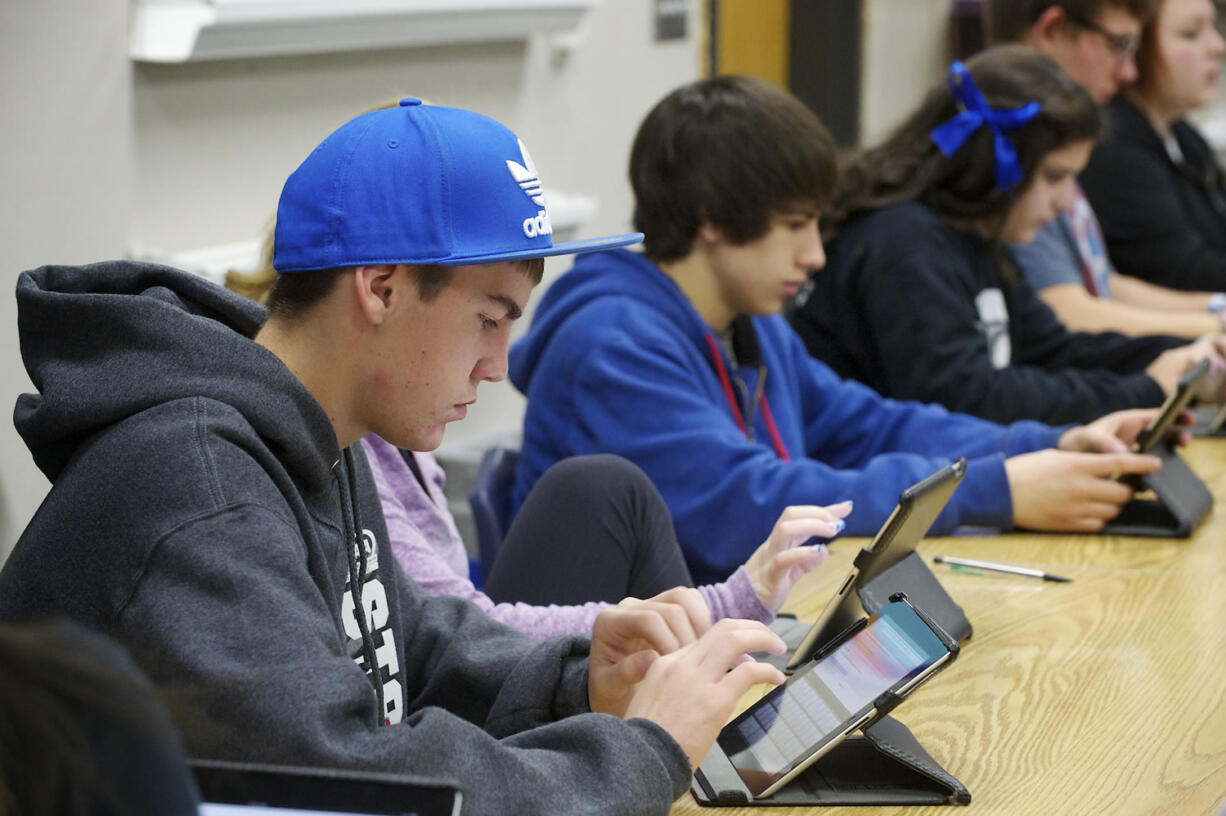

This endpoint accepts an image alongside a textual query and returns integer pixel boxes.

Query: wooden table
[672,439,1226,816]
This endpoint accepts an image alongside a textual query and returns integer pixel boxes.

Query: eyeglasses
[1061,7,1141,63]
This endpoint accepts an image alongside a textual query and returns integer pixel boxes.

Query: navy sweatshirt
[789,202,1181,425]
[1080,94,1226,292]
[0,262,689,815]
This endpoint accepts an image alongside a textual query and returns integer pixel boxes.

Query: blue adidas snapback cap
[274,98,642,272]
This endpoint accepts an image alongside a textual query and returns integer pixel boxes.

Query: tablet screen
[717,602,950,796]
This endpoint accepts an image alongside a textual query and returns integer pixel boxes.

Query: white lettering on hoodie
[342,528,404,725]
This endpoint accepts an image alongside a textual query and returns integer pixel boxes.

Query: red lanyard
[703,333,790,461]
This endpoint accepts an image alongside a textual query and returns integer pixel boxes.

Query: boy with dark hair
[509,75,1166,584]
[985,0,1151,96]
[0,99,787,815]
[987,0,1226,336]
[630,76,839,262]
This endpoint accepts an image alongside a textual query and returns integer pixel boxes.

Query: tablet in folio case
[693,596,970,808]
[772,460,972,675]
[691,714,970,808]
[1099,359,1214,537]
[1101,439,1213,538]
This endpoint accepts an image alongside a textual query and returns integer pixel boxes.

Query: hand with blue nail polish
[743,501,854,613]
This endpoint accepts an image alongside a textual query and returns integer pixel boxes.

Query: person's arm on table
[566,337,1012,580]
[1038,281,1223,338]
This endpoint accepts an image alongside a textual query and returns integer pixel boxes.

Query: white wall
[861,0,953,145]
[0,0,135,564]
[0,0,701,564]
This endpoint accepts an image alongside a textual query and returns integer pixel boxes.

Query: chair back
[467,446,520,582]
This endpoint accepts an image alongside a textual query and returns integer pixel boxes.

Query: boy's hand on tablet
[1005,450,1162,532]
[619,619,787,770]
[588,587,711,718]
[744,502,852,613]
[1060,408,1194,454]
[1060,408,1169,453]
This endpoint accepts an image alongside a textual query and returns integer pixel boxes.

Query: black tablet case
[858,550,972,644]
[691,714,970,807]
[763,547,973,673]
[1101,439,1213,537]
[693,594,970,807]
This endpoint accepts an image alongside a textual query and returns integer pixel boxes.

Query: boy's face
[366,262,533,451]
[705,210,826,326]
[1041,4,1142,102]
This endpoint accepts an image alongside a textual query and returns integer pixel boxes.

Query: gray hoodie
[0,262,690,815]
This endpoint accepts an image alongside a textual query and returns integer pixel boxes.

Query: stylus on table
[932,556,1071,583]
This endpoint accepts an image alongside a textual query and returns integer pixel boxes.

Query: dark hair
[0,620,197,816]
[629,75,838,263]
[265,258,544,319]
[829,45,1103,238]
[984,0,1154,45]
[1132,0,1170,95]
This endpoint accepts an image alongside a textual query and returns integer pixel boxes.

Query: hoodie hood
[15,262,339,493]
[510,249,705,394]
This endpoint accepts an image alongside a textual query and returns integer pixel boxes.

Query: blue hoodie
[509,249,1063,584]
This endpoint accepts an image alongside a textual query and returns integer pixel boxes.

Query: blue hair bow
[929,61,1041,190]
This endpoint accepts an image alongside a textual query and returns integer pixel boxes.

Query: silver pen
[933,555,1071,583]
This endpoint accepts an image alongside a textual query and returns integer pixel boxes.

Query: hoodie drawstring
[337,448,387,726]
[703,333,790,461]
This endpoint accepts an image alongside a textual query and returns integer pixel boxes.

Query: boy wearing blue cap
[508,75,1168,585]
[0,99,784,814]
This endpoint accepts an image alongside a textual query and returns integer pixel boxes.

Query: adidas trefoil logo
[506,140,545,206]
[506,139,553,239]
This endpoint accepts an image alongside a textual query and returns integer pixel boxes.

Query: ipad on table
[1132,358,1210,453]
[1100,358,1216,536]
[712,595,958,799]
[783,458,967,672]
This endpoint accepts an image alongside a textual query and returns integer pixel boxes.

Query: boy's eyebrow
[487,294,523,321]
[1046,161,1083,175]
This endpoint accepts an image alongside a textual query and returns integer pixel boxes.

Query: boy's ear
[698,222,724,245]
[351,264,401,326]
[1031,4,1070,45]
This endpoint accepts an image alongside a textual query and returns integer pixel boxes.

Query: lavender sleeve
[701,567,773,623]
[361,436,775,642]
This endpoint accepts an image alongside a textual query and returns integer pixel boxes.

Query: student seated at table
[231,214,849,640]
[985,0,1226,338]
[0,100,793,815]
[788,45,1226,427]
[1079,0,1226,292]
[506,73,1169,585]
